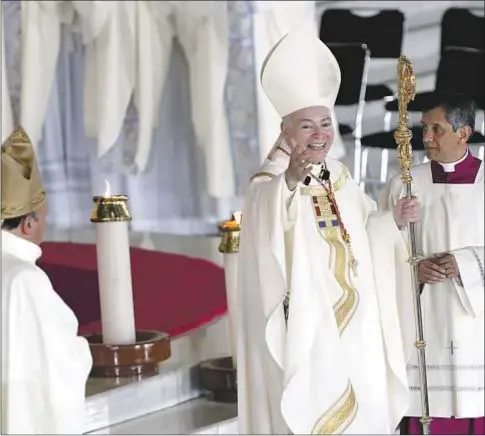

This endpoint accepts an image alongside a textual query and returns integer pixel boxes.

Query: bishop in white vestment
[1,127,93,434]
[381,91,484,435]
[237,26,420,435]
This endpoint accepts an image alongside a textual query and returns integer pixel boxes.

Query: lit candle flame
[104,180,111,197]
[233,211,242,225]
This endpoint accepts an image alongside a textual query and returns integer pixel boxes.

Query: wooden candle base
[86,330,171,378]
[198,356,237,403]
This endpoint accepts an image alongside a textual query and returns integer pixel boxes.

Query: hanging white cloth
[19,0,64,149]
[73,1,235,198]
[73,0,136,159]
[132,1,173,172]
[174,1,235,198]
[1,8,14,143]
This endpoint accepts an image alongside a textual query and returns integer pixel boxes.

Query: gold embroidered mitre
[1,127,46,220]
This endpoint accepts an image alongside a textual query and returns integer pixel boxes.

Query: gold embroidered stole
[304,167,360,434]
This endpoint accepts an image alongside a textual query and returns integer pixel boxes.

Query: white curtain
[3,1,347,235]
[3,0,249,234]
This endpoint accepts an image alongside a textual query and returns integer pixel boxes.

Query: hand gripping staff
[394,55,432,436]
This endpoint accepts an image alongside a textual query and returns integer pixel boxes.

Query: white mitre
[260,26,341,117]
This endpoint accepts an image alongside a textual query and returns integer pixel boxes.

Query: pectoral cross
[446,341,460,356]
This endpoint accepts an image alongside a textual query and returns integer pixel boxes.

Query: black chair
[440,8,484,55]
[327,42,370,181]
[385,47,484,113]
[320,9,405,102]
[385,6,484,115]
[381,10,485,162]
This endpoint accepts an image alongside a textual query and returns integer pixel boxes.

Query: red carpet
[38,242,228,338]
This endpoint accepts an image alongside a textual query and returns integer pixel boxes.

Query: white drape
[3,0,241,234]
[74,1,136,160]
[1,8,14,143]
[42,26,228,233]
[19,0,63,150]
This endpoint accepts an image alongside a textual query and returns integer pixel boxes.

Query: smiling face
[281,106,335,163]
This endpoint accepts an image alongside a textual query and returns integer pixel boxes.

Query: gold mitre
[260,25,341,117]
[1,127,46,220]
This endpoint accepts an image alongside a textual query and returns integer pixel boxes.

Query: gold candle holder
[200,211,242,402]
[218,212,242,254]
[91,195,132,223]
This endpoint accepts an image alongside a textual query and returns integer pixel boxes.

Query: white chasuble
[381,162,484,418]
[1,231,92,434]
[237,150,410,434]
[19,0,63,149]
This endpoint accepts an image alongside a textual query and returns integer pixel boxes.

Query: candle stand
[86,330,170,378]
[88,194,171,378]
[198,215,240,402]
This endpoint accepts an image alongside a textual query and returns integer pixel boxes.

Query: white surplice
[381,161,484,418]
[237,147,410,434]
[1,230,93,434]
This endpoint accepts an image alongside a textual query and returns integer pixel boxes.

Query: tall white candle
[219,211,242,369]
[223,254,239,368]
[94,181,136,345]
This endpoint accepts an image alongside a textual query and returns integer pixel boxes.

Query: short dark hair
[423,90,477,132]
[1,212,38,230]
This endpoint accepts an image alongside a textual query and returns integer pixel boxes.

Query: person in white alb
[1,127,93,434]
[381,90,484,435]
[236,26,420,434]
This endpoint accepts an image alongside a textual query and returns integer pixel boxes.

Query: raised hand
[285,143,313,191]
